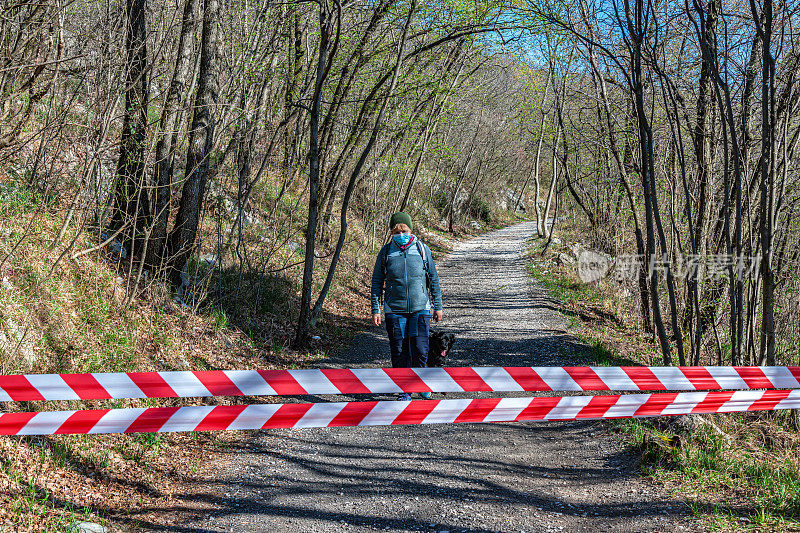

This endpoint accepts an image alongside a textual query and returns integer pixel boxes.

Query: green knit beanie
[389,212,413,231]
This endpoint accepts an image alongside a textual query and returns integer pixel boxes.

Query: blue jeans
[385,311,430,368]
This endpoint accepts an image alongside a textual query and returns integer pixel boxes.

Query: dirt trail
[167,222,700,533]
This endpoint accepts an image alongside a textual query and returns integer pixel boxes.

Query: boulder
[69,522,108,533]
[198,253,218,268]
[557,253,576,265]
[569,242,586,261]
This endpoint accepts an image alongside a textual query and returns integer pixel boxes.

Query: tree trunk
[578,10,652,332]
[166,0,220,286]
[111,0,151,257]
[530,112,549,233]
[148,0,200,269]
[626,0,673,364]
[755,0,776,365]
[447,122,480,232]
[520,69,551,229]
[294,0,339,348]
[542,123,558,239]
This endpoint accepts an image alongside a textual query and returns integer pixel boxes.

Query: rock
[107,239,126,260]
[557,253,576,265]
[569,242,586,260]
[0,319,37,365]
[211,184,260,227]
[174,268,199,306]
[505,188,525,211]
[241,210,258,227]
[198,253,218,268]
[288,242,301,253]
[550,237,561,245]
[69,522,108,533]
[1,276,12,290]
[222,197,236,215]
[470,220,482,230]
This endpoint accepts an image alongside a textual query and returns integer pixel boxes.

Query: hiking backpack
[381,238,431,289]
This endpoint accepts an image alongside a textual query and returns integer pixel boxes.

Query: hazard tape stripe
[3,389,799,436]
[2,366,799,402]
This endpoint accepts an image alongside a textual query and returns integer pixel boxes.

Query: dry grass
[0,431,228,531]
[0,175,293,530]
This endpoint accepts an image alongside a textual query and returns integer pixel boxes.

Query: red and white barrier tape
[2,366,799,402]
[2,389,799,435]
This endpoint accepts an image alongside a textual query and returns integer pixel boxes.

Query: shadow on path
[168,222,703,533]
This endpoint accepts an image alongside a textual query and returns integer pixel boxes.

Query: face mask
[393,233,412,246]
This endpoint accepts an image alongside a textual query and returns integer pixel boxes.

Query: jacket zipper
[403,246,410,313]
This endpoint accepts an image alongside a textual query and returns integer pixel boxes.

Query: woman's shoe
[397,393,412,401]
[420,392,432,399]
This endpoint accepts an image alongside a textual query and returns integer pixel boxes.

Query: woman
[371,212,443,400]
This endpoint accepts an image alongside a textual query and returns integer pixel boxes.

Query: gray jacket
[371,237,443,315]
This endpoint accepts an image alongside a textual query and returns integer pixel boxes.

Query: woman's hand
[372,313,381,327]
[433,310,443,322]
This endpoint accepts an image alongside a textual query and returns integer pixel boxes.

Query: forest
[2,0,800,529]
[1,0,799,383]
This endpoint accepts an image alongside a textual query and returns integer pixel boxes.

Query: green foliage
[624,415,800,529]
[581,338,619,365]
[418,0,507,28]
[95,329,135,372]
[0,181,39,215]
[433,190,450,214]
[468,196,492,222]
[210,307,228,330]
[119,432,163,463]
[79,294,112,327]
[526,256,603,305]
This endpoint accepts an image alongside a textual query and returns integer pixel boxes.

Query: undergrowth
[526,233,800,532]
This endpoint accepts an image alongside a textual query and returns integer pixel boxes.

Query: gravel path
[167,222,700,533]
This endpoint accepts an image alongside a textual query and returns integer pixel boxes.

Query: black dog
[428,331,456,367]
